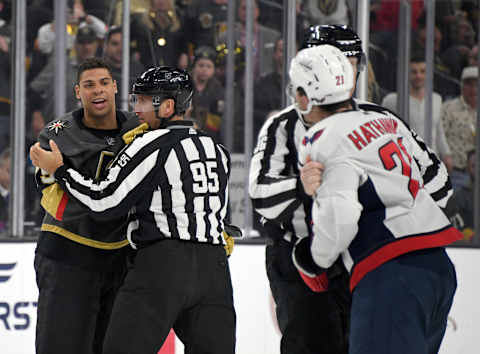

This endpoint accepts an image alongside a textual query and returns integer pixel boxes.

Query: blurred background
[0,1,479,353]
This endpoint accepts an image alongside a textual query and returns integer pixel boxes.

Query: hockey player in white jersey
[291,44,462,354]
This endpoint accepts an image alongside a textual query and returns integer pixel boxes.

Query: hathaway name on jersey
[347,117,399,151]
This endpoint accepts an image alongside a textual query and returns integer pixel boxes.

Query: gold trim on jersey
[41,183,65,218]
[41,224,130,249]
[95,151,115,179]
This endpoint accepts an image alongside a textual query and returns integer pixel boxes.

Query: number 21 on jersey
[379,137,420,198]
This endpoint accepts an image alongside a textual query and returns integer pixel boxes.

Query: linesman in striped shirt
[30,66,236,354]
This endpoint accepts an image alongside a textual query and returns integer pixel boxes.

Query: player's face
[410,62,426,90]
[76,68,117,120]
[295,90,308,111]
[348,56,359,95]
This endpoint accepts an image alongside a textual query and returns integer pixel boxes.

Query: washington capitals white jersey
[353,100,453,209]
[298,109,461,290]
[249,101,453,244]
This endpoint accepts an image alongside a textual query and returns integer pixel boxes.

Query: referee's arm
[53,131,167,220]
[248,117,308,224]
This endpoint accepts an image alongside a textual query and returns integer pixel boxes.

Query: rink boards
[0,242,477,354]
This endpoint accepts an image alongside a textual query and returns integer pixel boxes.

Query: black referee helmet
[302,24,366,71]
[131,66,193,115]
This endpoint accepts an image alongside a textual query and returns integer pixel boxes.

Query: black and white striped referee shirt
[249,102,453,244]
[53,121,231,249]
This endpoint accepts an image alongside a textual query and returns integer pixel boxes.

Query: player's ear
[113,79,118,94]
[75,84,81,100]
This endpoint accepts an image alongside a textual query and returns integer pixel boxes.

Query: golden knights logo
[47,120,71,135]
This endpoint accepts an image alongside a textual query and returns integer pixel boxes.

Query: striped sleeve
[248,113,306,223]
[53,130,168,220]
[405,127,453,208]
[357,102,453,208]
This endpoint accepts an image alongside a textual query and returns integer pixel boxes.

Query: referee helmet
[302,25,366,72]
[131,66,193,115]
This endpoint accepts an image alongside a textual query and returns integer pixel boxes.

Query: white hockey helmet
[288,44,354,115]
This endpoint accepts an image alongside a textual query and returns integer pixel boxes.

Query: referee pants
[103,239,236,354]
[349,248,457,354]
[266,239,350,354]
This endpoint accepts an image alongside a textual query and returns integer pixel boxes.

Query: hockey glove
[222,224,242,257]
[292,236,329,292]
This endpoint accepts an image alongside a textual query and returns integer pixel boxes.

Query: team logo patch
[105,137,116,146]
[47,120,71,135]
[302,129,324,145]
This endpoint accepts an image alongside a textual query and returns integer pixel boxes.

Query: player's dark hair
[320,98,352,114]
[77,57,114,83]
[297,87,307,97]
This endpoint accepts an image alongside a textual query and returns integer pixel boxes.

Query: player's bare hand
[30,140,64,175]
[300,155,324,196]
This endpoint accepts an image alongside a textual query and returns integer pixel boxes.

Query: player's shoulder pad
[38,111,77,148]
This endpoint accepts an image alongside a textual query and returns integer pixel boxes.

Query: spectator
[189,45,224,142]
[0,16,10,153]
[468,44,478,66]
[184,0,228,50]
[451,150,476,241]
[130,0,188,69]
[441,16,475,80]
[442,66,478,191]
[461,0,480,38]
[304,0,351,26]
[102,26,145,109]
[35,14,106,56]
[382,54,452,170]
[214,41,245,86]
[254,37,283,123]
[0,147,9,235]
[227,0,280,78]
[413,16,459,99]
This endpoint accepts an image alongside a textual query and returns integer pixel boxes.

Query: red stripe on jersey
[349,226,462,291]
[158,329,176,353]
[56,192,69,221]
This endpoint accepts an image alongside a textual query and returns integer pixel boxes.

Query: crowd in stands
[0,0,478,241]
